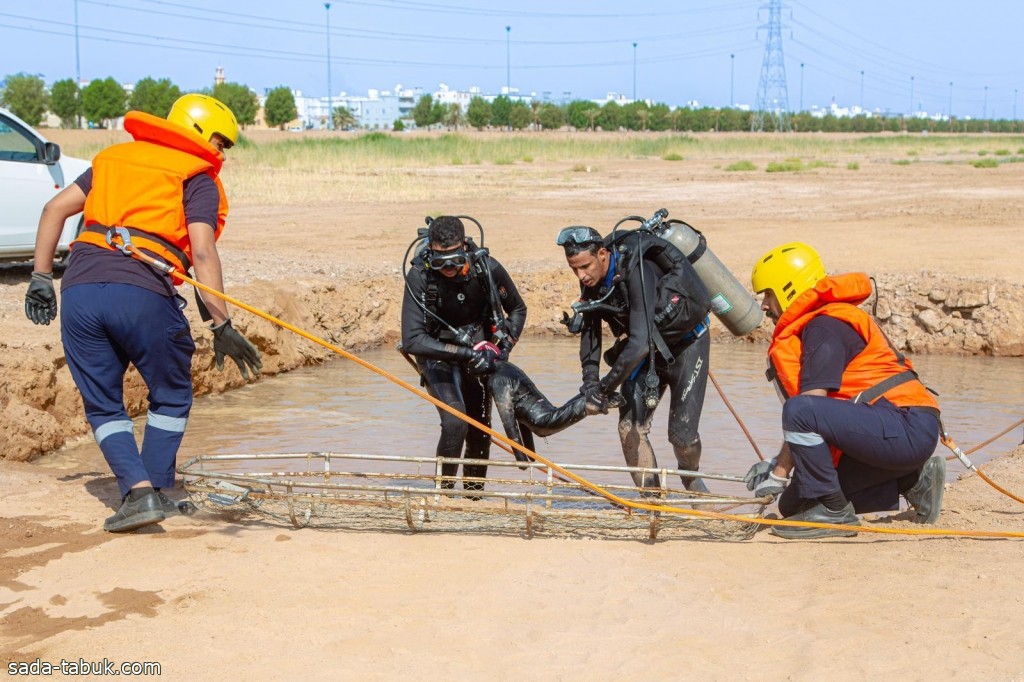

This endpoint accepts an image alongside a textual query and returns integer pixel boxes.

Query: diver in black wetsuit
[558,224,712,492]
[401,216,527,493]
[488,361,624,462]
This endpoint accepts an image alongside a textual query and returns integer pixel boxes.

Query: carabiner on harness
[103,225,176,275]
[104,226,134,255]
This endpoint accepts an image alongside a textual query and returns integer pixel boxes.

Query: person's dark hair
[428,216,465,248]
[562,242,604,258]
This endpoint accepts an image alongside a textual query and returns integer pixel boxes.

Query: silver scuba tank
[654,219,763,337]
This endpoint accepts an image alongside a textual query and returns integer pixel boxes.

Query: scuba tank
[650,211,763,337]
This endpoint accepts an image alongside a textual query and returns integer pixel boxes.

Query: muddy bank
[1,269,1022,462]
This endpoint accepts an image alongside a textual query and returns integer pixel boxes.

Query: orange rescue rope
[115,239,1024,540]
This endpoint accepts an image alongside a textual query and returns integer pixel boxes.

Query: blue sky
[2,0,1022,118]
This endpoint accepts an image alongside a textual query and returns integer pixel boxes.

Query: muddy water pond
[40,338,1024,487]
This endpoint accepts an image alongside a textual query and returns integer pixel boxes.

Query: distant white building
[288,85,419,130]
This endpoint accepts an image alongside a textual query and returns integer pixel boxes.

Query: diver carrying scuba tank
[401,215,528,495]
[556,214,712,494]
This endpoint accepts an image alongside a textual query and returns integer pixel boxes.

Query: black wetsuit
[489,362,590,461]
[578,232,712,489]
[402,253,527,491]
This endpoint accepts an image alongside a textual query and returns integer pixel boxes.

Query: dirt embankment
[2,266,1021,462]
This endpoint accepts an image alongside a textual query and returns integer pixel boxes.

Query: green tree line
[3,72,1021,135]
[0,73,265,130]
[414,93,1024,134]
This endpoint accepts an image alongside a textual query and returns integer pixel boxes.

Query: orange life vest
[75,111,228,284]
[767,273,940,464]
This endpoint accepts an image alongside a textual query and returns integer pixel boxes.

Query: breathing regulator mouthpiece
[560,310,585,334]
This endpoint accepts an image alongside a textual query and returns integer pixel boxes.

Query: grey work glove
[744,458,789,498]
[25,272,57,325]
[211,319,262,380]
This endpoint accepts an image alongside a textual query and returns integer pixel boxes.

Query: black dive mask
[427,248,470,271]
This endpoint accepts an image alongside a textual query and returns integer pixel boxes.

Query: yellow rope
[124,244,1024,540]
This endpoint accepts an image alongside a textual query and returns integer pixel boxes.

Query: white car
[0,107,91,263]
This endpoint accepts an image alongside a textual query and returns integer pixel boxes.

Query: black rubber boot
[905,455,945,524]
[104,490,165,533]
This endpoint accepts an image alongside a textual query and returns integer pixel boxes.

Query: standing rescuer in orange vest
[744,242,945,539]
[24,94,262,533]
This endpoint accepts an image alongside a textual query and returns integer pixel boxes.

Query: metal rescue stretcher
[179,452,768,541]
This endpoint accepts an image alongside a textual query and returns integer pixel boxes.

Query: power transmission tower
[752,0,791,132]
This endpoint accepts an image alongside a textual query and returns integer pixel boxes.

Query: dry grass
[41,127,1024,206]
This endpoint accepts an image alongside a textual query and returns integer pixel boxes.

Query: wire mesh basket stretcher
[178,452,770,541]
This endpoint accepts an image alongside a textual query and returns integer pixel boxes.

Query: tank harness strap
[686,230,707,264]
[84,224,191,272]
[663,219,707,264]
[423,280,438,309]
[650,325,675,366]
[422,280,440,331]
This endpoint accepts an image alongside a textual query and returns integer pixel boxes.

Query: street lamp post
[505,25,511,130]
[730,53,734,107]
[983,85,988,120]
[632,42,637,101]
[859,70,864,111]
[909,75,914,117]
[948,81,953,122]
[325,3,333,130]
[74,0,82,128]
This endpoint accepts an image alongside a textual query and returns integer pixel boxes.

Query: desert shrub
[766,159,803,172]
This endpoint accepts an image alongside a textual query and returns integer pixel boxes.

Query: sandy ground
[3,131,1024,679]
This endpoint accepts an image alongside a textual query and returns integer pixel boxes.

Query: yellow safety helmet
[751,242,826,312]
[167,93,238,149]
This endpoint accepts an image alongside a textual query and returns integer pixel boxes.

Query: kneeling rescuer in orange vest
[743,242,945,539]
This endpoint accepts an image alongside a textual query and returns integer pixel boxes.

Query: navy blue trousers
[61,284,195,497]
[778,395,940,516]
